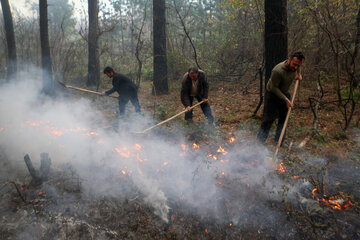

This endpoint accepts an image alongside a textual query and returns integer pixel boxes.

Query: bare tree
[135,0,149,88]
[305,0,359,130]
[264,0,288,84]
[87,0,100,87]
[39,0,54,94]
[173,0,201,69]
[1,0,17,80]
[153,0,168,95]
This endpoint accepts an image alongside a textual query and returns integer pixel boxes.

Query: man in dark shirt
[103,66,141,116]
[181,66,214,124]
[257,52,305,144]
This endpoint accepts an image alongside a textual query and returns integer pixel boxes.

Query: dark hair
[188,66,199,74]
[290,52,305,61]
[103,66,114,74]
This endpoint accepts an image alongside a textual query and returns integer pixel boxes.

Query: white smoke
[0,70,295,225]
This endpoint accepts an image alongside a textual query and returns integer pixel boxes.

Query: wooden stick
[273,79,300,162]
[58,81,118,99]
[135,100,206,134]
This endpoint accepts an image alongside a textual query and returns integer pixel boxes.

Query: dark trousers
[118,95,141,116]
[185,96,214,123]
[257,91,290,143]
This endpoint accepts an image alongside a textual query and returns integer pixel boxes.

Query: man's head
[188,66,199,80]
[103,66,114,78]
[286,52,305,72]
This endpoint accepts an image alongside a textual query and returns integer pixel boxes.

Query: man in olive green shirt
[257,52,305,144]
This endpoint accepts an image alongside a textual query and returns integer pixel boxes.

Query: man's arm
[267,70,286,100]
[104,88,116,96]
[180,74,191,108]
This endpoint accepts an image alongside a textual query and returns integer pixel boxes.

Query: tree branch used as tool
[273,79,300,162]
[57,81,118,99]
[135,100,206,134]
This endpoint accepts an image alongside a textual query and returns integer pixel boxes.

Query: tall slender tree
[153,0,168,94]
[39,0,54,94]
[264,0,288,84]
[87,0,100,87]
[1,0,17,80]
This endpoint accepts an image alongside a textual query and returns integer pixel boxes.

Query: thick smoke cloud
[0,70,302,225]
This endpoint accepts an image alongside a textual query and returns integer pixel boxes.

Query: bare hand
[186,106,191,111]
[101,91,107,96]
[285,98,294,109]
[295,72,302,81]
[202,98,208,102]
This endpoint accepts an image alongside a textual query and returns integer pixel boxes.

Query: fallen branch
[10,181,26,203]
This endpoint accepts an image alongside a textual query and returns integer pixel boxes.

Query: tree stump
[24,153,51,186]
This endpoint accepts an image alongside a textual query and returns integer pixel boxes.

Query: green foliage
[143,68,153,82]
[340,87,360,104]
[167,50,188,81]
[312,130,332,145]
[333,130,348,140]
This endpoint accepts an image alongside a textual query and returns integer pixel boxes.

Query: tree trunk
[1,0,17,80]
[39,0,54,94]
[153,0,168,95]
[264,0,288,85]
[87,0,100,87]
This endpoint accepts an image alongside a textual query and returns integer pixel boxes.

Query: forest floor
[1,77,360,239]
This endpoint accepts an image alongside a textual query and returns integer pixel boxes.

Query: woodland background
[1,1,360,239]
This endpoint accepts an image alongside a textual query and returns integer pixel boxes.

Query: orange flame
[85,131,98,137]
[312,186,352,210]
[276,162,286,173]
[50,130,63,136]
[228,137,236,143]
[192,143,200,149]
[312,186,318,195]
[134,144,142,150]
[115,147,130,158]
[217,146,228,155]
[181,144,186,151]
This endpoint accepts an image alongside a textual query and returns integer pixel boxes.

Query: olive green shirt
[266,61,297,100]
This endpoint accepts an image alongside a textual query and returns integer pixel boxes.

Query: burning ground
[1,77,360,239]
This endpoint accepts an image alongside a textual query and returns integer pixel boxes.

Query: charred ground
[1,77,360,240]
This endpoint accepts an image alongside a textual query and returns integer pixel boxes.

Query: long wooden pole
[273,79,300,162]
[58,81,118,99]
[135,100,206,134]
